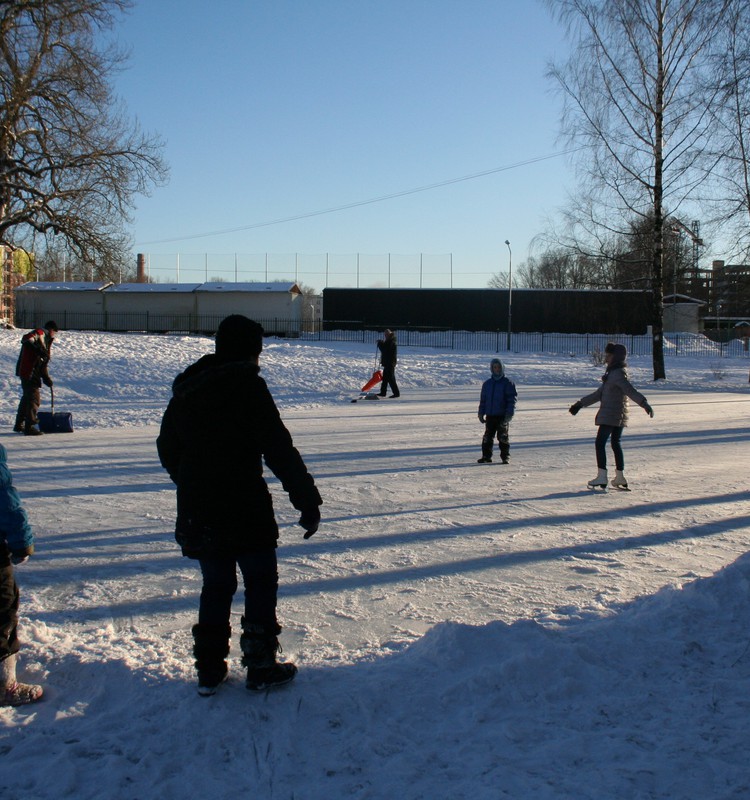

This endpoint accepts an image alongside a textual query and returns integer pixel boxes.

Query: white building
[15,281,112,328]
[13,280,304,335]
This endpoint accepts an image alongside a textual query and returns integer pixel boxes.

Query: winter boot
[24,424,42,437]
[240,619,297,692]
[587,468,608,489]
[477,456,492,464]
[0,654,43,707]
[192,623,231,696]
[611,470,629,490]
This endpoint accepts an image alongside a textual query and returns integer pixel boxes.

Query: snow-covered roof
[195,281,301,294]
[663,293,706,305]
[15,281,112,292]
[17,280,303,294]
[106,283,201,293]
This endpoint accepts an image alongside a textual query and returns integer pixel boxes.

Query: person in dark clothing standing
[477,358,517,463]
[376,329,400,398]
[0,444,43,707]
[14,321,58,435]
[157,315,322,695]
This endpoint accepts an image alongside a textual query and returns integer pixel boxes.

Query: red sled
[360,369,383,392]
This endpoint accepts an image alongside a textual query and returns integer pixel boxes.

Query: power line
[136,149,580,246]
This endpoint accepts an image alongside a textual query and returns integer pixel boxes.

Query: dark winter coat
[156,355,321,559]
[578,364,648,427]
[0,444,34,568]
[15,329,53,387]
[377,335,397,368]
[478,362,517,418]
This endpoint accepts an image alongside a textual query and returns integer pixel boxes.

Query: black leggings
[595,425,624,470]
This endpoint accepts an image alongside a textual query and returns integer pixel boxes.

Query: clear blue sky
[115,1,575,289]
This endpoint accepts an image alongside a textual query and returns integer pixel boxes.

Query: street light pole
[505,239,512,351]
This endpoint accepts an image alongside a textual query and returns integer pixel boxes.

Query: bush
[591,346,607,366]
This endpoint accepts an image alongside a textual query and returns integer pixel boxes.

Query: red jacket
[15,329,53,386]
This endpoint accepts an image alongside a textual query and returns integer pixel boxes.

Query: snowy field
[0,328,749,799]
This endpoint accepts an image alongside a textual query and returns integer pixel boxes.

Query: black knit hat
[215,315,263,360]
[44,320,59,332]
[604,342,627,360]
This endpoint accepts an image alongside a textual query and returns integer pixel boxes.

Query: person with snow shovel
[13,320,58,436]
[157,315,322,696]
[376,329,400,398]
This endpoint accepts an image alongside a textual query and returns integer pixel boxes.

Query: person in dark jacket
[157,315,322,695]
[0,444,43,707]
[14,321,58,435]
[569,342,654,490]
[477,358,517,464]
[376,329,400,398]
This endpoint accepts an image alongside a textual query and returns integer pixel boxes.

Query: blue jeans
[198,550,278,629]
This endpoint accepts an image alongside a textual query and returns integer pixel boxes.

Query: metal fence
[14,310,750,358]
[312,327,750,358]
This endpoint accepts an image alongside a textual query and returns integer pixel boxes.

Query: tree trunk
[651,0,667,381]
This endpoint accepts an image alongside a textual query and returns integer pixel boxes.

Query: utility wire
[136,148,580,246]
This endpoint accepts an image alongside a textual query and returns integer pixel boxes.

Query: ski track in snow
[0,330,748,798]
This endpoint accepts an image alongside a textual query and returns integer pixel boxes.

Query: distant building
[13,280,304,335]
[322,287,653,334]
[710,260,750,320]
[1,247,35,324]
[662,294,705,333]
[15,281,112,326]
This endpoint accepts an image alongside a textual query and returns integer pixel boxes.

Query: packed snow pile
[0,329,748,799]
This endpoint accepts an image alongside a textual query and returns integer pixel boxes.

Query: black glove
[478,414,485,424]
[10,552,29,565]
[299,508,321,539]
[43,376,53,388]
[569,402,582,416]
[643,402,654,418]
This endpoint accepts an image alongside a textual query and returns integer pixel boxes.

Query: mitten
[10,553,29,566]
[299,508,321,539]
[478,414,485,424]
[643,402,654,417]
[43,376,53,387]
[569,402,582,416]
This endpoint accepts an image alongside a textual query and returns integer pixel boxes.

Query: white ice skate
[610,470,630,491]
[587,468,608,490]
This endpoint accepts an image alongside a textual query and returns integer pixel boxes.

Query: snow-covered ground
[0,328,749,799]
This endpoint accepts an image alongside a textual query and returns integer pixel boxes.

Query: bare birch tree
[0,0,167,280]
[704,0,750,261]
[546,0,729,379]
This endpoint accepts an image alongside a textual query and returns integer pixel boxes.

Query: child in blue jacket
[0,444,43,706]
[477,358,517,464]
